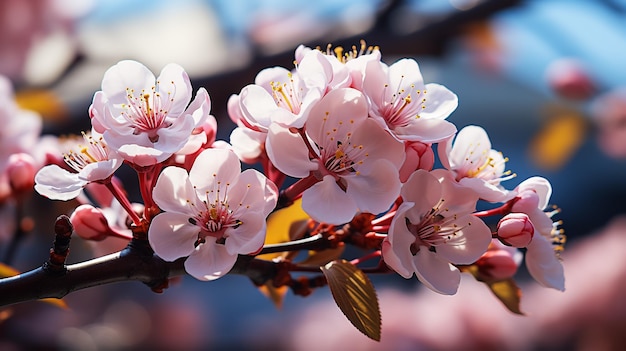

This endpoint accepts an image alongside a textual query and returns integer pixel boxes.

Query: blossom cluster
[25,42,565,296]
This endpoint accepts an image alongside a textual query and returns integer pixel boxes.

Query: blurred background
[2,0,626,350]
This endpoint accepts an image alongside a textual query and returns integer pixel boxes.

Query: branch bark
[0,239,186,307]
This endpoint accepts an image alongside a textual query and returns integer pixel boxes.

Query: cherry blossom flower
[0,75,42,174]
[89,60,211,167]
[148,148,277,281]
[439,125,515,202]
[511,176,565,291]
[361,57,458,142]
[237,49,334,132]
[35,130,123,201]
[382,169,492,294]
[267,87,404,224]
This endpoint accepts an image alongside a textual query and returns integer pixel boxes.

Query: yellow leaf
[0,263,20,278]
[321,260,381,341]
[258,198,310,261]
[529,106,587,170]
[40,298,69,309]
[487,279,524,315]
[257,283,289,309]
[15,89,68,122]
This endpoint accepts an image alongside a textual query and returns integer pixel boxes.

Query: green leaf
[487,278,524,315]
[320,260,381,341]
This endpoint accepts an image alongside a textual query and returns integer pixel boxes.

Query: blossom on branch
[34,130,123,200]
[511,176,565,291]
[382,169,492,294]
[90,60,211,167]
[439,125,515,202]
[148,148,277,281]
[267,88,404,224]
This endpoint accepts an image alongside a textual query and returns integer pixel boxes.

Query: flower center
[315,116,368,180]
[63,132,111,172]
[186,178,246,243]
[380,81,427,128]
[270,74,302,114]
[458,146,515,184]
[406,199,466,255]
[121,82,176,142]
[322,40,379,63]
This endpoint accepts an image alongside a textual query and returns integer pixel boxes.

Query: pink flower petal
[266,123,317,178]
[435,214,492,264]
[344,159,401,215]
[413,249,461,295]
[302,175,357,224]
[526,234,565,291]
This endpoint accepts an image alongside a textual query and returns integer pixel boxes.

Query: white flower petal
[156,63,192,117]
[101,60,155,107]
[189,148,241,191]
[420,83,458,120]
[148,212,199,261]
[401,170,442,215]
[184,241,238,281]
[34,165,87,201]
[224,212,266,255]
[152,166,196,213]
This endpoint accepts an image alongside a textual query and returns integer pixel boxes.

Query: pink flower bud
[511,189,540,214]
[70,204,112,241]
[6,153,36,196]
[496,213,534,248]
[399,141,434,182]
[475,244,520,280]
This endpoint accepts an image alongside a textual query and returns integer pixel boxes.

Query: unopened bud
[6,153,37,196]
[399,141,434,182]
[70,204,112,241]
[475,240,521,280]
[497,213,534,248]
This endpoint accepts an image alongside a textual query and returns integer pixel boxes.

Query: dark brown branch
[0,239,186,307]
[0,238,295,307]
